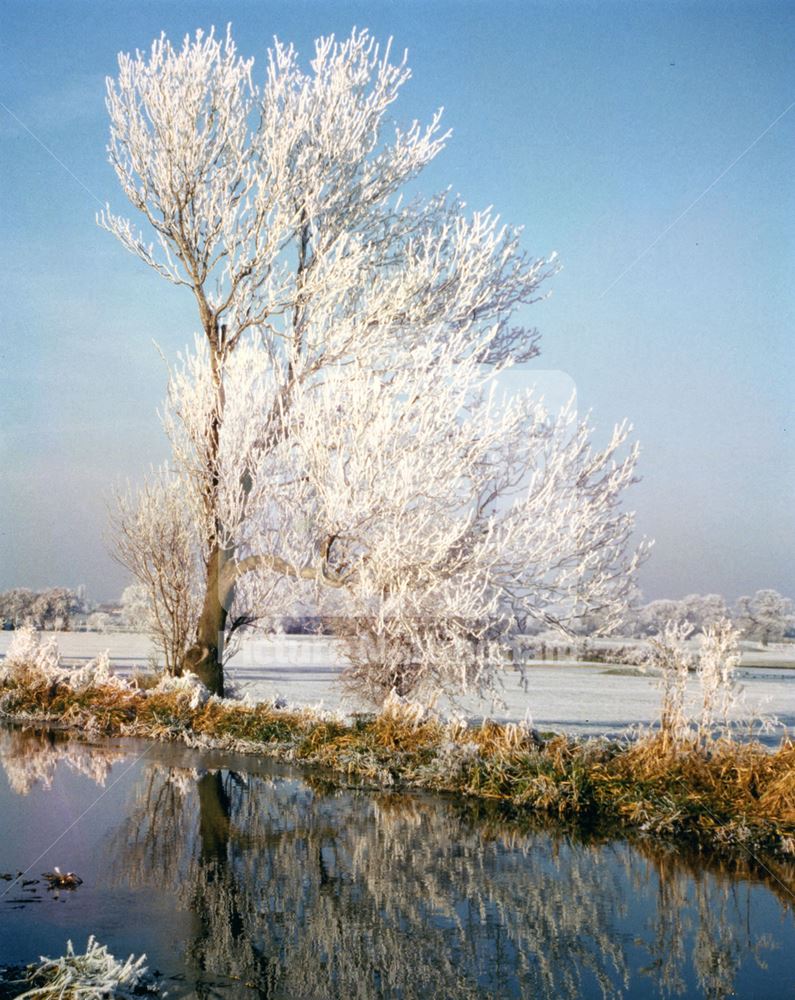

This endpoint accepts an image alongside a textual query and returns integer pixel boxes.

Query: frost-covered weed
[0,626,129,694]
[149,671,210,710]
[644,618,764,747]
[645,622,695,743]
[69,651,129,693]
[7,935,158,998]
[379,689,441,727]
[2,624,62,682]
[697,620,741,740]
[421,738,481,784]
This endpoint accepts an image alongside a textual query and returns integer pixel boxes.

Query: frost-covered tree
[631,599,681,637]
[87,611,112,633]
[31,587,82,630]
[734,589,794,645]
[0,588,83,630]
[119,583,150,632]
[101,26,645,697]
[0,588,37,627]
[680,593,730,633]
[627,593,730,638]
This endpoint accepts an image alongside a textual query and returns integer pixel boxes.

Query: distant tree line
[3,584,793,650]
[120,584,795,648]
[621,589,794,645]
[0,588,85,631]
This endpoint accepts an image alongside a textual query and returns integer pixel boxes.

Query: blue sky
[0,0,792,603]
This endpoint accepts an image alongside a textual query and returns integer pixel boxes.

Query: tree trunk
[184,327,229,698]
[184,545,228,697]
[197,771,232,861]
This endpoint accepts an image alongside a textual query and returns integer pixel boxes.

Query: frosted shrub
[5,624,62,673]
[0,629,130,695]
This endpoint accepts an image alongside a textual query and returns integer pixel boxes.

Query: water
[0,724,792,999]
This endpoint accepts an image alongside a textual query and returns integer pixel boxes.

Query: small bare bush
[111,468,202,676]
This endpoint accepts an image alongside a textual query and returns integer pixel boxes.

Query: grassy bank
[1,665,793,862]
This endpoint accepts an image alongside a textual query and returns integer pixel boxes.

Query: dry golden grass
[469,720,541,757]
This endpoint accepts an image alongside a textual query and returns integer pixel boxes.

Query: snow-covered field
[1,631,794,739]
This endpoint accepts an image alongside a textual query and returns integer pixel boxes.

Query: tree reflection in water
[0,725,126,794]
[108,759,788,999]
[1,728,790,999]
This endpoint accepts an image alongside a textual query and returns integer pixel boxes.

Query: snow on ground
[0,631,793,739]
